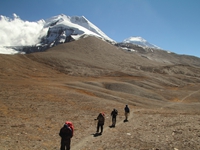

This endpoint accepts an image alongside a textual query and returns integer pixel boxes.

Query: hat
[65,121,72,126]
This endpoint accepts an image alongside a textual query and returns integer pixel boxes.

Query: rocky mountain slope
[1,36,200,150]
[116,42,200,67]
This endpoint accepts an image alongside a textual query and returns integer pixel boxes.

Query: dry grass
[0,37,200,150]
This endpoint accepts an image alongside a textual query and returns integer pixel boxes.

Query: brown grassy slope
[0,36,200,150]
[27,36,163,76]
[25,36,200,103]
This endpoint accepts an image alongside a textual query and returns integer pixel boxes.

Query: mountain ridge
[0,13,199,61]
[0,14,174,56]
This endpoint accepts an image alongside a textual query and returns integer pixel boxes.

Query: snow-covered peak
[123,36,160,49]
[41,14,117,48]
[0,14,116,54]
[44,14,70,27]
[44,14,115,42]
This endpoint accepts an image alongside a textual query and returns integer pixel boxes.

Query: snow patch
[120,47,135,52]
[123,36,160,49]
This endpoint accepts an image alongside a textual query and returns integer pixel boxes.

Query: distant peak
[123,36,160,49]
[123,36,147,43]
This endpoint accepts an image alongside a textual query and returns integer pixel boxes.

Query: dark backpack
[125,107,130,113]
[97,113,105,123]
[59,125,72,139]
[113,109,118,115]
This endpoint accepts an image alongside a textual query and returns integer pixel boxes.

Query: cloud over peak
[0,14,47,47]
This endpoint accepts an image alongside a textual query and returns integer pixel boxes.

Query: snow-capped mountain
[0,14,115,54]
[0,14,162,55]
[123,37,160,49]
[42,14,115,46]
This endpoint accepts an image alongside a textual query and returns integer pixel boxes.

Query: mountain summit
[0,14,116,54]
[123,36,160,49]
[42,14,116,46]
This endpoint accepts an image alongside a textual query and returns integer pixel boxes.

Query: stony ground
[1,75,200,150]
[1,37,200,150]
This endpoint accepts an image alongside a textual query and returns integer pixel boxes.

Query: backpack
[59,124,73,139]
[114,109,118,115]
[125,107,130,113]
[97,113,105,123]
[112,109,118,116]
[65,121,74,136]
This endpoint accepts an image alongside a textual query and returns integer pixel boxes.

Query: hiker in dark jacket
[111,108,118,127]
[59,122,73,150]
[124,105,130,121]
[96,112,105,134]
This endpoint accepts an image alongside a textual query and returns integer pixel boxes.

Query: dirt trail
[71,110,134,150]
[160,89,200,110]
[71,109,139,150]
[180,89,200,102]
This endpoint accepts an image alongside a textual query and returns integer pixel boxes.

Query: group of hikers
[59,104,130,150]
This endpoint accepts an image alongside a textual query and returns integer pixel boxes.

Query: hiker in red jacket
[59,121,74,150]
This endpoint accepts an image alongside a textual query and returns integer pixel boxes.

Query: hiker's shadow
[92,133,102,137]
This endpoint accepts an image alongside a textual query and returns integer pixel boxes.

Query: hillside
[0,36,200,150]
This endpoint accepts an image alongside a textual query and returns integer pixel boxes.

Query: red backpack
[65,121,74,136]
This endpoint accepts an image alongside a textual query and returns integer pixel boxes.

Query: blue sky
[0,0,200,57]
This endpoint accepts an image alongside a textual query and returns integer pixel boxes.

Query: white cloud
[0,46,24,54]
[0,14,48,47]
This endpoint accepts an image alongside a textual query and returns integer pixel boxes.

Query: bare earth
[0,37,200,150]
